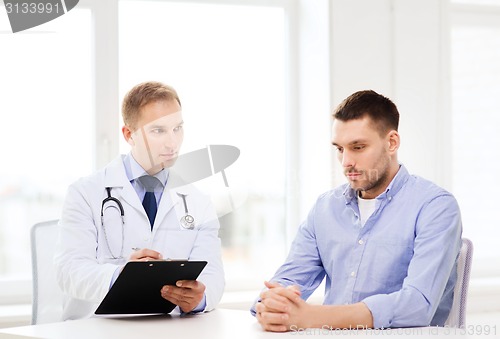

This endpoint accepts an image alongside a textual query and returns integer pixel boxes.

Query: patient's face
[331,116,394,199]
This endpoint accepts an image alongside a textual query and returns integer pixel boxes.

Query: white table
[0,309,488,339]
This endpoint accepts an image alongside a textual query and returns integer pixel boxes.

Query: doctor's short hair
[122,81,182,131]
[333,90,399,136]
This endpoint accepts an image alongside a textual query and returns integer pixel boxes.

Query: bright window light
[451,21,500,263]
[119,1,287,288]
[0,9,92,278]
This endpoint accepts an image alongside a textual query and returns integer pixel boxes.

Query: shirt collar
[123,153,168,187]
[343,164,410,204]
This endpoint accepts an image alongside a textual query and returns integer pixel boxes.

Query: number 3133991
[5,2,61,14]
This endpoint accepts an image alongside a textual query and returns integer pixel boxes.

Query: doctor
[54,81,225,320]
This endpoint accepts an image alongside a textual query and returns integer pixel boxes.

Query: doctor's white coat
[54,155,225,320]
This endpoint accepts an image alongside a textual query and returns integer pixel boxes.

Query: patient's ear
[387,130,400,154]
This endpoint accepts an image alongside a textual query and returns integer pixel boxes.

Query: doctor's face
[123,99,184,175]
[331,116,399,199]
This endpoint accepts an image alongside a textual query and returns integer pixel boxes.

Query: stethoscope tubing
[101,187,125,259]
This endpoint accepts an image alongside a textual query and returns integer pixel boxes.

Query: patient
[251,90,462,331]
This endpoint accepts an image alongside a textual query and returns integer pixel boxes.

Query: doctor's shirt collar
[123,153,169,187]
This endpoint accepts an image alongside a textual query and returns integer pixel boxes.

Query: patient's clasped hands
[255,281,310,332]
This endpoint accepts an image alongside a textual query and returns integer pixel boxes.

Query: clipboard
[95,260,207,315]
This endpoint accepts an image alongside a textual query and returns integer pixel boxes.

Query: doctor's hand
[160,280,206,313]
[128,248,163,262]
[256,281,308,332]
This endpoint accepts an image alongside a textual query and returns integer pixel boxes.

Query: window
[450,2,500,276]
[118,1,288,289]
[0,1,297,309]
[0,8,93,280]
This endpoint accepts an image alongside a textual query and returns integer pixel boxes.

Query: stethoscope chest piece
[180,214,195,229]
[177,192,195,230]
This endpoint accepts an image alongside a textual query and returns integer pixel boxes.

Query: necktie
[138,175,160,229]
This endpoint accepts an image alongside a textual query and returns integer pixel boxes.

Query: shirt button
[143,237,149,242]
[358,239,364,245]
[350,271,356,277]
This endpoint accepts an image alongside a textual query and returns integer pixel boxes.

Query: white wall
[330,0,451,190]
[293,0,452,221]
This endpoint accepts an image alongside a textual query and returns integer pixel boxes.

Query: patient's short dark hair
[333,90,399,136]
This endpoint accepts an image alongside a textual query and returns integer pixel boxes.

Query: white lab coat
[54,155,225,320]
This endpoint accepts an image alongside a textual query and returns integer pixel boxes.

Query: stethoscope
[101,187,125,259]
[100,187,196,259]
[177,192,195,230]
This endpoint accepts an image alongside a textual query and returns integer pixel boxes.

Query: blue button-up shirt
[252,165,462,328]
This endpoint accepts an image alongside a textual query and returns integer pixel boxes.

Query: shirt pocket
[366,238,414,290]
[156,230,199,259]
